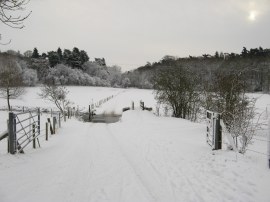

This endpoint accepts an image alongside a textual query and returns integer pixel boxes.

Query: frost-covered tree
[6,49,19,56]
[45,64,97,86]
[29,57,49,81]
[22,68,38,86]
[121,77,131,88]
[24,50,32,58]
[0,55,25,110]
[18,60,38,86]
[82,61,101,76]
[39,84,71,114]
[108,65,122,87]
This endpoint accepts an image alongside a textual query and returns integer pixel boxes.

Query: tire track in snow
[104,125,159,202]
[85,123,155,202]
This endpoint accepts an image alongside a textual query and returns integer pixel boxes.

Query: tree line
[126,47,270,91]
[0,47,132,88]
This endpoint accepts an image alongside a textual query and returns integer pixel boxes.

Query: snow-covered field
[0,87,270,202]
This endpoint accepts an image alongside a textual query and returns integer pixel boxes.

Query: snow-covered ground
[0,86,126,112]
[0,87,270,202]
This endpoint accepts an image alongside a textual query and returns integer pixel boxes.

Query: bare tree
[0,54,25,111]
[39,84,71,114]
[0,0,31,44]
[153,66,201,121]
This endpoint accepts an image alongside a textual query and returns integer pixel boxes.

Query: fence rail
[0,131,8,141]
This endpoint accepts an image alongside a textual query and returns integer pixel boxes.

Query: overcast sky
[1,0,270,71]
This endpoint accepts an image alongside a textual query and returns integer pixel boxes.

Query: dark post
[64,110,66,122]
[132,101,134,110]
[59,112,61,128]
[214,114,222,150]
[53,117,56,134]
[38,108,40,137]
[7,120,9,153]
[140,101,144,110]
[46,122,48,141]
[8,112,17,154]
[33,123,36,149]
[47,118,54,135]
[89,105,92,121]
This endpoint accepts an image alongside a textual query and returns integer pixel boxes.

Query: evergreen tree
[80,50,89,65]
[41,53,47,58]
[70,47,82,68]
[47,51,60,67]
[63,49,72,66]
[57,47,63,61]
[214,51,219,58]
[241,47,249,57]
[220,52,224,59]
[32,48,40,58]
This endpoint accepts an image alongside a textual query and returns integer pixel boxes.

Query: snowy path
[1,110,269,202]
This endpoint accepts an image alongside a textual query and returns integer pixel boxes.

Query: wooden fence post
[32,124,36,149]
[89,105,92,121]
[7,120,9,153]
[53,117,56,134]
[47,118,54,135]
[8,112,16,154]
[214,114,222,150]
[140,101,144,110]
[38,108,40,137]
[59,113,61,128]
[132,101,134,110]
[46,122,48,141]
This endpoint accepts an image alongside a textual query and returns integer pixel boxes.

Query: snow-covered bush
[22,68,38,86]
[17,60,38,86]
[45,64,96,86]
[121,77,131,88]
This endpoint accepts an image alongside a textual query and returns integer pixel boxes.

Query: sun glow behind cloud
[248,10,257,21]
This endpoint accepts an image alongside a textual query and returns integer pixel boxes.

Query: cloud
[1,0,270,70]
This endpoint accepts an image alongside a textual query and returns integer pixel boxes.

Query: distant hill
[124,47,270,92]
